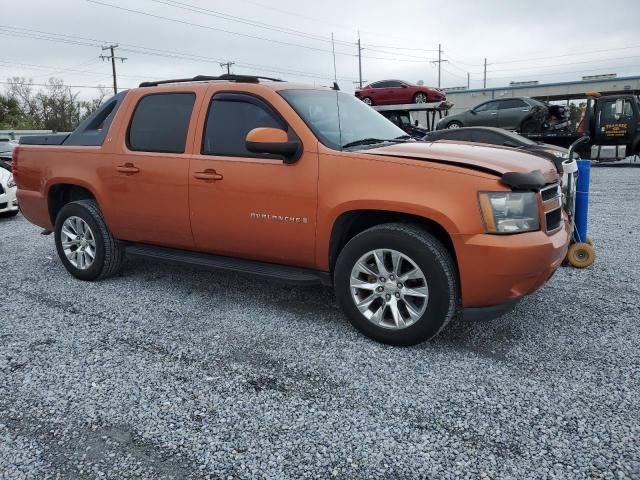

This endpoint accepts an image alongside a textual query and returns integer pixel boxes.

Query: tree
[3,77,108,131]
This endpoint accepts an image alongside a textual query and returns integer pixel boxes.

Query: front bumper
[0,187,18,213]
[453,219,570,307]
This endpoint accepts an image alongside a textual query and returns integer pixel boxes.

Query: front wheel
[413,92,428,104]
[54,199,124,281]
[447,121,463,129]
[334,224,459,346]
[361,96,373,106]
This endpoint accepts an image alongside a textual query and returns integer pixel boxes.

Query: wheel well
[328,210,456,272]
[48,184,96,224]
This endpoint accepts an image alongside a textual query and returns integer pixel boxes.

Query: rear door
[108,89,201,248]
[188,90,318,268]
[497,98,530,129]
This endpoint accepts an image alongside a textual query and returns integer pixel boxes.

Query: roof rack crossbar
[139,74,284,87]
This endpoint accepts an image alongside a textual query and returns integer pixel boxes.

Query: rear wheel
[334,223,459,346]
[54,199,124,281]
[413,92,428,104]
[361,96,373,106]
[447,120,463,129]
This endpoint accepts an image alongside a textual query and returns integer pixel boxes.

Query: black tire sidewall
[335,227,456,346]
[448,121,462,129]
[54,202,107,281]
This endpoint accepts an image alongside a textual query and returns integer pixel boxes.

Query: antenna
[331,32,342,149]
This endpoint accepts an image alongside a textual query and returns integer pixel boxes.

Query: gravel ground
[1,167,639,480]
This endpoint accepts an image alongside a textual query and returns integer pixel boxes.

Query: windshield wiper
[342,137,410,149]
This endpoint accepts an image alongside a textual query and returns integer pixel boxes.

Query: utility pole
[219,61,235,75]
[431,44,448,88]
[357,36,362,89]
[483,58,487,89]
[467,72,470,89]
[100,45,126,95]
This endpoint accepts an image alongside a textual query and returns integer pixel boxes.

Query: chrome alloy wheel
[350,249,429,330]
[414,93,427,103]
[61,216,97,270]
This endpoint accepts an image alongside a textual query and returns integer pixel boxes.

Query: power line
[0,80,130,89]
[0,25,357,82]
[85,0,356,56]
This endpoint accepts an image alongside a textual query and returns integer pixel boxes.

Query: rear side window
[128,93,195,153]
[202,95,285,157]
[499,99,528,109]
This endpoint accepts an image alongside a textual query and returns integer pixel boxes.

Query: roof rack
[138,74,284,88]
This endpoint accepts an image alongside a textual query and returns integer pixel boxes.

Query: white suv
[0,165,18,217]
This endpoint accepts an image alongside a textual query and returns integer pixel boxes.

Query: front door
[108,90,200,249]
[188,91,318,268]
[469,100,500,126]
[594,98,636,146]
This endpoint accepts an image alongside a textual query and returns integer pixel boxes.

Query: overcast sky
[1,0,639,99]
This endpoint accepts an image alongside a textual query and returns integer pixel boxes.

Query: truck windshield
[279,89,407,150]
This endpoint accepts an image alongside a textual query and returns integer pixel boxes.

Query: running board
[123,243,332,286]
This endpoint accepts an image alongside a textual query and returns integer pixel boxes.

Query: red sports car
[355,80,446,106]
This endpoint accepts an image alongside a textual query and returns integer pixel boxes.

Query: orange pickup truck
[13,74,569,345]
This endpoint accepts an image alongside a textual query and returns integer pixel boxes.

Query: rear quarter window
[127,93,196,153]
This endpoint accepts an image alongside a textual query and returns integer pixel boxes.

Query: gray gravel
[1,167,639,479]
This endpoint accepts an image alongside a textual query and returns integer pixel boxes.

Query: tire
[334,223,459,346]
[361,97,373,106]
[413,92,428,104]
[54,199,124,281]
[446,121,463,129]
[566,242,595,268]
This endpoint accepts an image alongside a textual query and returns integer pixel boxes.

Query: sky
[1,0,639,100]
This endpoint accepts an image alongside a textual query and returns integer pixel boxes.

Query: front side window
[202,94,285,157]
[280,89,406,150]
[128,93,195,153]
[386,81,402,88]
[474,101,499,112]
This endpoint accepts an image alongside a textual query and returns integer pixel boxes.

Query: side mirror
[614,98,624,119]
[401,84,408,88]
[470,109,477,115]
[245,127,301,164]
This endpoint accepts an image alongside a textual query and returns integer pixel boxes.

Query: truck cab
[584,94,640,161]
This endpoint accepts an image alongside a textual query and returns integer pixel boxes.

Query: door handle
[522,109,530,112]
[490,112,497,115]
[194,169,223,181]
[116,163,139,174]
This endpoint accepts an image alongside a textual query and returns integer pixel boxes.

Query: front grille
[545,208,562,232]
[539,183,562,233]
[540,184,559,202]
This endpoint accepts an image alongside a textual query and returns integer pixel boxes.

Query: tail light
[11,146,19,184]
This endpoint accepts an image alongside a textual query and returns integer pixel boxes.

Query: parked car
[380,110,428,139]
[423,127,572,172]
[0,166,18,217]
[437,97,550,131]
[355,80,446,106]
[14,74,568,346]
[0,139,18,167]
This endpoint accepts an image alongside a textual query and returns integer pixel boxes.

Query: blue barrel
[574,159,591,243]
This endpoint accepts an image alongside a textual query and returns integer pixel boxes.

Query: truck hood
[363,141,559,184]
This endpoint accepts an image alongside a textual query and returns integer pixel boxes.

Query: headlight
[478,192,540,233]
[7,175,16,188]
